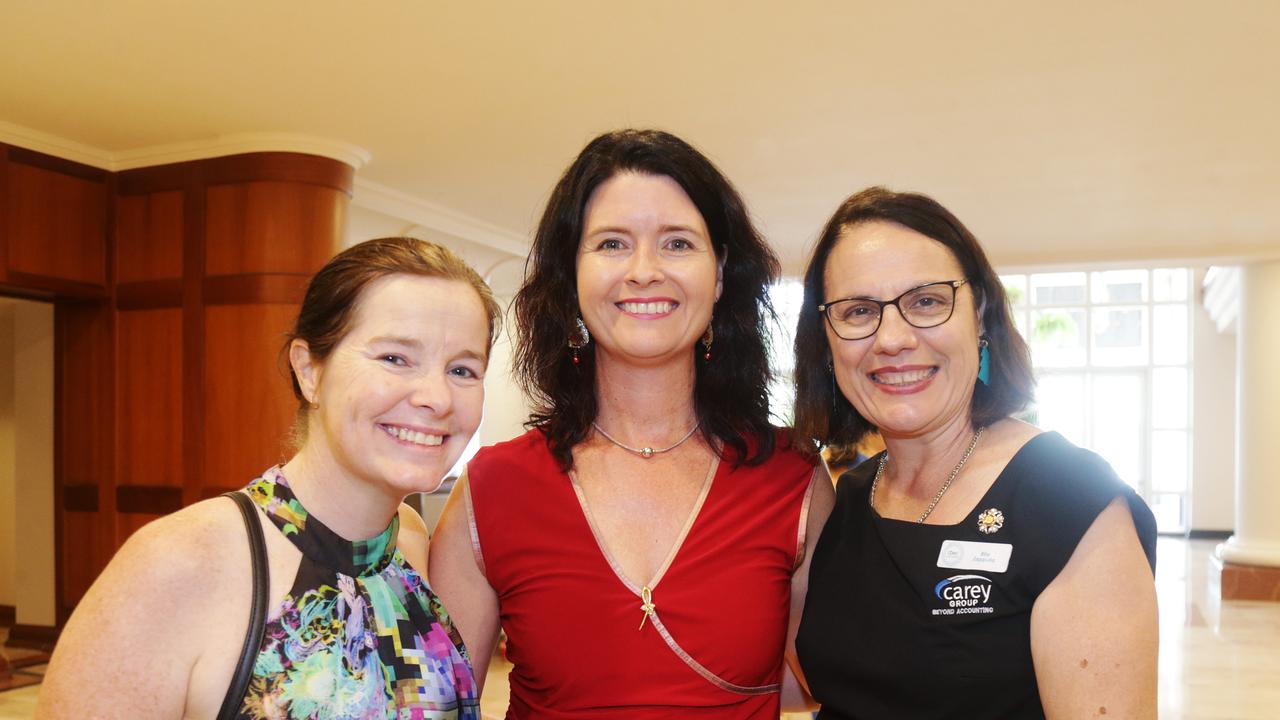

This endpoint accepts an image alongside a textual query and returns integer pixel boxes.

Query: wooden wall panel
[1,145,352,625]
[115,191,183,283]
[55,301,114,613]
[115,309,182,488]
[205,182,346,276]
[6,162,108,286]
[202,304,298,489]
[59,512,100,611]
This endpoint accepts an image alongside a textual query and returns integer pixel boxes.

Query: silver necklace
[591,421,700,459]
[871,426,985,523]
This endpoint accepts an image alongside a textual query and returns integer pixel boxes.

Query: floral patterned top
[234,467,480,720]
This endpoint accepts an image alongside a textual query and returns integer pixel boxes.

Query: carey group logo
[931,574,995,616]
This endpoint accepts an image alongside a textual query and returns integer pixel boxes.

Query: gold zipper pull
[638,585,656,630]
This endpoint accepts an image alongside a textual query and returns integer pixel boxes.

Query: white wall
[1189,267,1236,532]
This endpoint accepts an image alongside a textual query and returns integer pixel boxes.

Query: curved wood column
[112,154,350,550]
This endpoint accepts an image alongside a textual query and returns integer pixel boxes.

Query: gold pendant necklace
[638,585,656,630]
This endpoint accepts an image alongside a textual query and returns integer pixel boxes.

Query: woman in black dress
[792,188,1158,719]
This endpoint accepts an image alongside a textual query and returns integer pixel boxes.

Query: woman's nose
[410,371,453,415]
[872,304,918,354]
[625,244,664,286]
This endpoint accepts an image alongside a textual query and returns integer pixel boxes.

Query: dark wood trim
[4,271,108,300]
[182,175,207,506]
[53,301,66,626]
[0,144,9,285]
[0,604,14,627]
[1186,529,1233,540]
[204,273,311,305]
[203,153,354,195]
[116,162,192,195]
[115,485,183,515]
[6,623,59,652]
[118,153,353,196]
[116,278,183,310]
[5,145,110,184]
[62,484,99,513]
[104,171,118,303]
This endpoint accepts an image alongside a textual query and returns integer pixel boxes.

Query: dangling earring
[977,336,991,385]
[700,320,714,361]
[568,316,590,365]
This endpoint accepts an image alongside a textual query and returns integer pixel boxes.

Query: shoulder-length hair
[514,129,781,471]
[792,187,1034,451]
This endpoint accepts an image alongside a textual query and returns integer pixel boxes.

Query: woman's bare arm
[1031,497,1158,719]
[428,472,501,691]
[36,501,243,719]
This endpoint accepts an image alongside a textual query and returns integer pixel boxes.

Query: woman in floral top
[39,237,500,719]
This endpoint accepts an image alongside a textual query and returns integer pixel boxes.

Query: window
[1002,268,1192,532]
[767,269,1193,533]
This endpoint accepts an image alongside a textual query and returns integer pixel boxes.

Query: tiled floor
[2,538,1277,719]
[1155,538,1280,719]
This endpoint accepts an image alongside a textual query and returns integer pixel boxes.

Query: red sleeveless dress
[466,429,819,719]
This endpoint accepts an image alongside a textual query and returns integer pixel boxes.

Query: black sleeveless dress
[796,432,1156,719]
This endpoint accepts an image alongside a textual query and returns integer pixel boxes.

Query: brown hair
[285,236,502,434]
[792,187,1034,451]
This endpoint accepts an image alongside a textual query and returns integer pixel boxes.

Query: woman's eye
[449,366,480,380]
[381,354,407,366]
[598,238,625,251]
[667,237,693,251]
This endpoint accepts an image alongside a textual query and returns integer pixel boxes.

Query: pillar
[1216,259,1280,600]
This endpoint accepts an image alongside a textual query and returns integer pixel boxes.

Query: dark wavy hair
[792,187,1034,451]
[514,129,781,471]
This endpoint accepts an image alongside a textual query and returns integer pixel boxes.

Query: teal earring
[977,337,991,385]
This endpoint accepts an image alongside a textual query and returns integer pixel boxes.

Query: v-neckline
[568,454,721,598]
[868,431,1055,529]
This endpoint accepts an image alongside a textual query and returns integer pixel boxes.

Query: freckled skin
[1080,658,1089,669]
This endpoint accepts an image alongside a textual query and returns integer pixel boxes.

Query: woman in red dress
[430,129,834,718]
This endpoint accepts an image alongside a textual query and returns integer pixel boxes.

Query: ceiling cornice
[0,120,525,256]
[0,120,371,171]
[352,178,529,257]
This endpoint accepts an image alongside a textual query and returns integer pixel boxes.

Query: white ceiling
[2,1,1278,275]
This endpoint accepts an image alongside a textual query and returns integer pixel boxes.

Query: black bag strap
[216,491,270,720]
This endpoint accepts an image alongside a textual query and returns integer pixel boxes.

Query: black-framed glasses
[819,280,968,341]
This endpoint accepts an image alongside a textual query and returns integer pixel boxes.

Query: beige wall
[0,298,56,626]
[0,302,15,609]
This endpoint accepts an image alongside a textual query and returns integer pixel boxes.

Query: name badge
[937,540,1012,573]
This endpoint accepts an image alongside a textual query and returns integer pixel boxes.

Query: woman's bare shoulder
[110,495,252,593]
[397,501,431,574]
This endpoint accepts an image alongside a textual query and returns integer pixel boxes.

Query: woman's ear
[289,338,321,406]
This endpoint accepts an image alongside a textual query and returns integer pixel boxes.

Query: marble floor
[2,538,1276,719]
